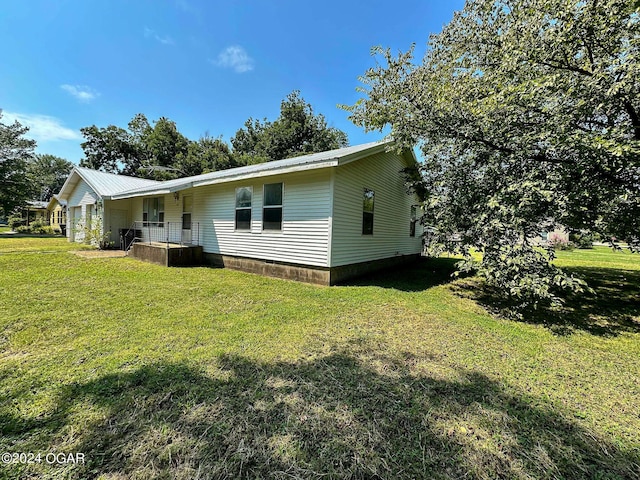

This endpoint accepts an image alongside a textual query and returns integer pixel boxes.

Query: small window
[235,187,252,230]
[362,188,374,235]
[143,197,165,227]
[410,205,417,237]
[263,183,283,231]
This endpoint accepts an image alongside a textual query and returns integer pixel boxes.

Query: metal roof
[111,141,407,199]
[26,200,48,209]
[57,166,161,201]
[74,167,160,196]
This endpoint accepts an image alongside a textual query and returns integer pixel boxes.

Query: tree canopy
[345,0,640,307]
[231,91,348,162]
[80,115,190,180]
[28,154,74,201]
[80,92,348,178]
[0,112,36,216]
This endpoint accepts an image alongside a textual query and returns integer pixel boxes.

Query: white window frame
[262,182,284,232]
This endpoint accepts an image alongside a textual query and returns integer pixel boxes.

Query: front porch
[125,221,203,267]
[129,242,203,267]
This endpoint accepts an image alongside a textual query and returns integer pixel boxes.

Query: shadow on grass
[454,267,640,337]
[0,233,62,239]
[2,350,638,479]
[345,257,461,292]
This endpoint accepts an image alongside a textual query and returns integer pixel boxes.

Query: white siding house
[57,168,159,246]
[58,142,423,283]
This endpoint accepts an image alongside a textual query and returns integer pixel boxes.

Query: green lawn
[0,238,638,479]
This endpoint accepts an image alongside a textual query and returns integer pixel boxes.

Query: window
[263,183,283,231]
[410,205,417,237]
[143,197,164,227]
[235,187,252,230]
[362,188,374,235]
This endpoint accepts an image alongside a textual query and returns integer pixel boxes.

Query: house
[56,141,423,284]
[23,200,49,225]
[56,168,160,245]
[46,195,67,234]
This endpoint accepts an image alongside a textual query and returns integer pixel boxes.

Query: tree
[232,91,348,162]
[140,117,189,179]
[80,125,136,174]
[80,115,194,180]
[345,0,640,307]
[0,111,36,216]
[176,135,237,177]
[27,154,73,201]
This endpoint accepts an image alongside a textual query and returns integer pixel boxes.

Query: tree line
[79,91,348,179]
[0,91,348,216]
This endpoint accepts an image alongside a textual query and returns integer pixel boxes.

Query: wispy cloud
[60,84,100,103]
[1,111,81,142]
[212,45,254,73]
[175,0,198,15]
[144,27,175,45]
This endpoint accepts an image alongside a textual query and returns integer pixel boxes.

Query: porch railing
[121,221,200,250]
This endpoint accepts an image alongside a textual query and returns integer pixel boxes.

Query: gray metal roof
[74,167,160,196]
[26,200,48,209]
[111,141,402,199]
[58,166,161,201]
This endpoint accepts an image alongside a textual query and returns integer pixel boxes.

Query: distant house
[56,142,423,284]
[23,201,49,225]
[46,195,67,234]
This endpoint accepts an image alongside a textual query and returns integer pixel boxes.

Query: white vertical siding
[67,179,99,243]
[330,151,423,267]
[193,170,332,267]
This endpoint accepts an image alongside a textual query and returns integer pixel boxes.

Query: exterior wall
[103,198,133,247]
[330,151,423,267]
[193,170,332,267]
[49,205,66,233]
[66,179,100,243]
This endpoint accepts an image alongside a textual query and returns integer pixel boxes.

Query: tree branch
[624,102,640,140]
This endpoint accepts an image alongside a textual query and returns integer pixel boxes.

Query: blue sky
[0,0,464,164]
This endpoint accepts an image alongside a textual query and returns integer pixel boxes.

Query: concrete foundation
[130,242,203,267]
[329,254,420,285]
[204,252,420,285]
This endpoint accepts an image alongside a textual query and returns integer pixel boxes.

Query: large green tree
[79,125,136,174]
[0,112,36,216]
[232,91,348,162]
[80,115,190,179]
[176,135,238,177]
[27,154,74,201]
[345,0,640,307]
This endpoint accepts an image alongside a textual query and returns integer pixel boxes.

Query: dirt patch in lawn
[71,250,127,258]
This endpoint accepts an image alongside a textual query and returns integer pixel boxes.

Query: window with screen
[235,187,252,230]
[143,197,164,227]
[263,183,283,231]
[362,188,374,235]
[410,205,417,237]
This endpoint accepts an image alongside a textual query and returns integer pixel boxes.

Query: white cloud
[144,27,175,45]
[1,111,81,142]
[175,0,198,15]
[213,45,254,73]
[60,84,100,103]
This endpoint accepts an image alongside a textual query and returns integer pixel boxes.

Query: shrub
[548,232,574,251]
[570,231,596,249]
[8,214,25,231]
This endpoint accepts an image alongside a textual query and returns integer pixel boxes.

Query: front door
[182,195,192,244]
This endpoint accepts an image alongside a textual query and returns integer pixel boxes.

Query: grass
[0,240,638,479]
